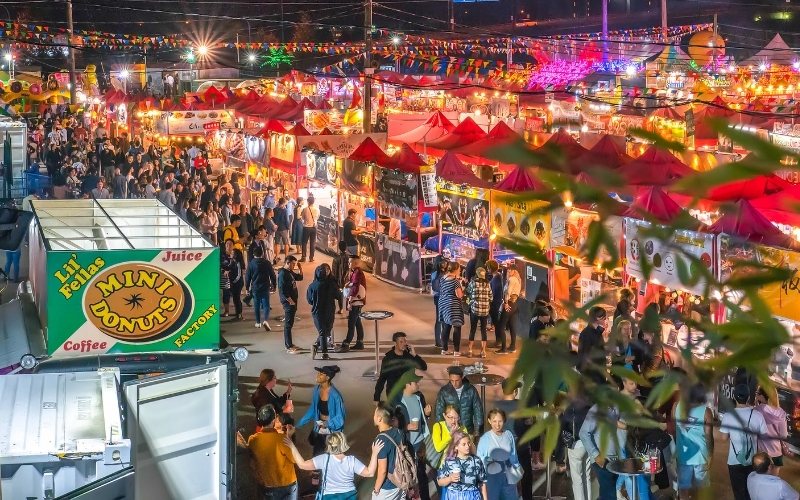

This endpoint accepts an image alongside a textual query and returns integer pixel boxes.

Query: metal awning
[30,199,213,251]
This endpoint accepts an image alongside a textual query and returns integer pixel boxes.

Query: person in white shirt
[284,431,383,499]
[720,385,769,500]
[747,452,799,500]
[300,195,320,263]
[91,179,111,199]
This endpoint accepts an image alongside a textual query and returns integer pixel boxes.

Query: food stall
[28,199,220,355]
[304,149,342,255]
[373,144,438,290]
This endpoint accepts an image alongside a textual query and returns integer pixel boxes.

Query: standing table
[607,459,658,500]
[360,310,394,379]
[464,373,505,406]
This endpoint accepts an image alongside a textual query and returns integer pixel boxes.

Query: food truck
[0,199,245,499]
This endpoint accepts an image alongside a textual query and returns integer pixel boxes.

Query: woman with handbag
[283,432,384,500]
[432,405,471,468]
[476,409,521,500]
[439,261,466,356]
[298,366,346,456]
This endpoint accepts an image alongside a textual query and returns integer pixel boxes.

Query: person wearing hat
[434,365,483,436]
[395,370,433,500]
[721,384,768,500]
[465,266,493,358]
[298,365,346,457]
[236,404,299,499]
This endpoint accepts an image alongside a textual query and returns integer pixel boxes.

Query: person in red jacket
[337,256,367,352]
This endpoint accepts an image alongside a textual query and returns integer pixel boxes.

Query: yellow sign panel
[490,191,550,248]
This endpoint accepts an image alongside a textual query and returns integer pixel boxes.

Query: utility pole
[363,0,373,133]
[236,33,240,64]
[602,0,608,62]
[448,0,454,32]
[661,0,668,41]
[712,13,718,73]
[280,0,285,44]
[66,0,77,104]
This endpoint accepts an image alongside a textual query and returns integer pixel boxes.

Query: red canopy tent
[255,119,287,136]
[570,135,632,173]
[536,129,589,169]
[454,121,520,159]
[233,90,263,110]
[705,173,790,201]
[317,100,333,110]
[202,85,227,106]
[239,95,280,116]
[318,127,333,135]
[624,186,686,223]
[494,166,549,192]
[708,199,794,248]
[386,144,426,173]
[434,152,491,188]
[287,123,311,136]
[267,96,301,120]
[615,145,694,186]
[348,137,391,165]
[749,184,800,227]
[375,71,402,85]
[271,98,314,121]
[425,117,487,151]
[390,111,455,144]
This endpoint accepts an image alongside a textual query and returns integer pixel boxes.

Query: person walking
[298,366,346,456]
[721,385,768,500]
[561,391,595,500]
[338,256,367,352]
[284,432,384,500]
[245,246,277,331]
[439,261,465,356]
[674,382,714,500]
[373,332,428,405]
[331,241,350,314]
[434,366,483,436]
[372,404,407,500]
[263,208,278,264]
[277,256,303,354]
[236,405,299,500]
[3,249,21,282]
[754,385,788,476]
[307,264,339,359]
[221,239,245,321]
[466,267,492,358]
[300,195,320,262]
[477,409,520,500]
[437,430,488,500]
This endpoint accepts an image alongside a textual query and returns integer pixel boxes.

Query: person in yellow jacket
[432,404,470,468]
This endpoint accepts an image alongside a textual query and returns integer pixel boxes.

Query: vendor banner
[719,235,800,323]
[438,185,489,240]
[269,132,297,165]
[341,159,373,194]
[297,133,387,159]
[375,233,422,290]
[376,168,417,211]
[551,209,622,262]
[491,193,551,249]
[305,151,339,185]
[46,248,220,355]
[356,233,375,273]
[624,219,715,295]
[155,110,234,135]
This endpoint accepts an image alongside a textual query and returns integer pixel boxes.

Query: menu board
[420,172,438,208]
[376,168,417,211]
[491,194,551,249]
[305,151,338,185]
[375,233,423,290]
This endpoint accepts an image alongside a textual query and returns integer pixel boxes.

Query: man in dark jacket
[277,255,303,354]
[306,264,338,359]
[486,260,504,346]
[331,241,349,314]
[245,246,277,332]
[529,306,552,341]
[374,331,428,405]
[577,306,608,384]
[434,366,483,436]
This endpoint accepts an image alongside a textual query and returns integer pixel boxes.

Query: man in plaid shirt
[466,267,493,357]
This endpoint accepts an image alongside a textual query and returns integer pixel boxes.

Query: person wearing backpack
[372,404,417,499]
[721,384,768,500]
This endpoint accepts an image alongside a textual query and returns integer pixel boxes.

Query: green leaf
[628,127,686,153]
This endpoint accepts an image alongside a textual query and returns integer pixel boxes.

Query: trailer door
[123,362,229,500]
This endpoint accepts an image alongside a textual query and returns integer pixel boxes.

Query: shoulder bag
[315,454,330,500]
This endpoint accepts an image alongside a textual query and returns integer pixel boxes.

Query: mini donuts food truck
[1,199,242,499]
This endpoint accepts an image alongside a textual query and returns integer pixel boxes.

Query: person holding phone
[373,332,428,405]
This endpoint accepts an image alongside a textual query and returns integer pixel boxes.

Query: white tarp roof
[742,34,798,67]
[30,199,213,251]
